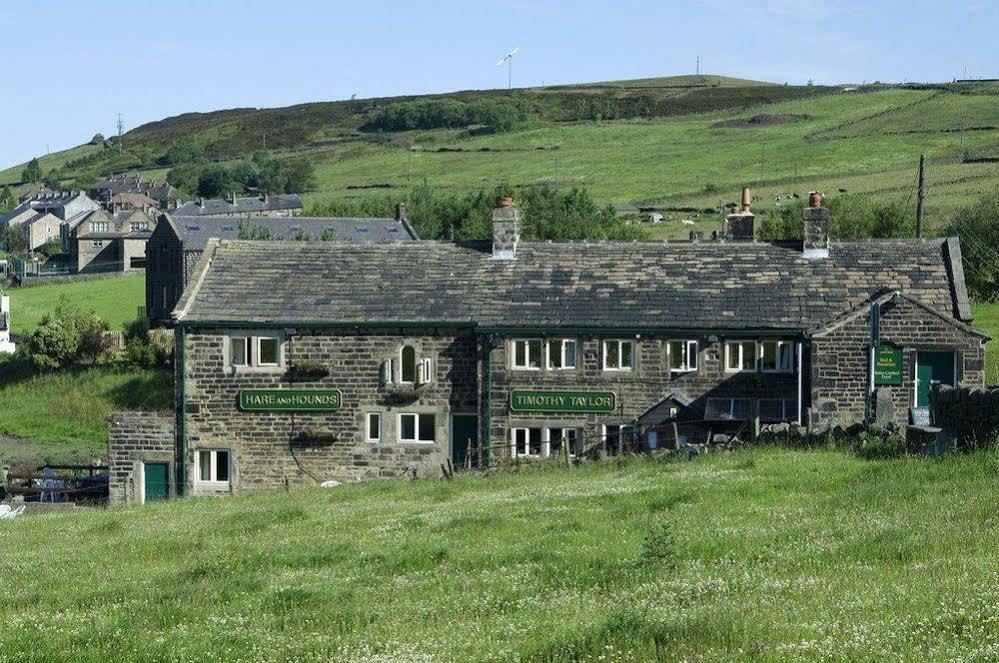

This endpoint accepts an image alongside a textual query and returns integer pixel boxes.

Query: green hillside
[2,448,998,660]
[5,76,995,232]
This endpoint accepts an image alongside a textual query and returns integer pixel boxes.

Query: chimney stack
[491,197,520,260]
[802,191,830,259]
[724,186,755,240]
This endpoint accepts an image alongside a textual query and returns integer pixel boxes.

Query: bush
[25,299,110,371]
[367,99,520,133]
[160,137,205,166]
[944,188,999,301]
[641,518,678,567]
[118,317,171,368]
[757,195,914,241]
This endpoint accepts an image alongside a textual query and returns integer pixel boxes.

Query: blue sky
[1,0,995,169]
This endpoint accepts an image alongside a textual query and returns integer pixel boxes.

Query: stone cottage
[108,195,987,504]
[173,193,302,218]
[144,208,420,326]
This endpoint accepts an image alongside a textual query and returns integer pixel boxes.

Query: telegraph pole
[916,154,925,238]
[116,113,124,150]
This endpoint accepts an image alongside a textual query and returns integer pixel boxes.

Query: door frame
[135,458,174,504]
[450,414,478,465]
[913,350,957,407]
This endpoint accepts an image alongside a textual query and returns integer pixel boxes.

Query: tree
[197,165,231,198]
[90,133,105,145]
[257,160,288,194]
[2,226,28,256]
[166,163,204,195]
[21,158,42,184]
[757,195,914,241]
[24,298,110,371]
[229,161,259,189]
[945,188,999,301]
[283,160,316,193]
[0,185,15,215]
[42,169,61,189]
[160,137,205,166]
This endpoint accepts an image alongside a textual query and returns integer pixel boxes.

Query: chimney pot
[395,202,407,221]
[501,197,514,207]
[809,190,823,207]
[741,186,751,213]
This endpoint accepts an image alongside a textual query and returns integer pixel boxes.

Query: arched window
[401,345,417,383]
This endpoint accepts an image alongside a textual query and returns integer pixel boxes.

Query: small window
[399,413,436,443]
[725,341,757,372]
[197,449,231,484]
[401,345,417,383]
[547,338,578,370]
[230,337,250,366]
[366,413,381,443]
[668,340,698,372]
[220,224,236,232]
[512,339,542,370]
[704,398,754,421]
[760,340,794,373]
[512,427,543,458]
[759,399,794,422]
[257,337,280,366]
[603,339,635,371]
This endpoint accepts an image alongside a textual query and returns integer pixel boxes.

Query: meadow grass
[8,274,146,335]
[972,301,999,385]
[0,448,996,661]
[0,358,172,466]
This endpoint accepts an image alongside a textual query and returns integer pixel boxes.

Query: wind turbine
[496,47,520,90]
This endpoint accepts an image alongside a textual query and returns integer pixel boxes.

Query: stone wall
[182,327,478,495]
[932,386,999,446]
[487,335,799,457]
[107,412,175,505]
[811,297,985,429]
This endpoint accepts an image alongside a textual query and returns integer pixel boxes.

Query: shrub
[160,137,205,166]
[367,99,520,133]
[118,317,171,369]
[25,299,109,371]
[640,518,678,567]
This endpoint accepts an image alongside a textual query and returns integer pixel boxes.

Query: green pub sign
[874,346,903,386]
[510,390,616,413]
[239,389,342,412]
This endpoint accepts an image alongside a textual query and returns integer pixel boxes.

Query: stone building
[91,176,173,210]
[0,191,102,253]
[71,208,157,273]
[109,196,987,504]
[144,209,419,326]
[173,193,302,218]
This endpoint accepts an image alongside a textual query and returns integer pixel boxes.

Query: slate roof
[176,237,973,332]
[166,215,418,251]
[174,194,302,217]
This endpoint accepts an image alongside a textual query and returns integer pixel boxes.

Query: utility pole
[696,56,700,76]
[916,154,925,238]
[116,113,124,150]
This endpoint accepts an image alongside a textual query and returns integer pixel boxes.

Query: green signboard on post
[239,389,342,411]
[874,346,903,386]
[510,390,616,413]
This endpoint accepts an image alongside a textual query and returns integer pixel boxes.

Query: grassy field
[8,274,145,335]
[973,302,999,385]
[0,448,997,660]
[0,357,172,467]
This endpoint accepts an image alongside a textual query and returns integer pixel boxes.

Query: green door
[451,415,478,468]
[915,351,955,407]
[143,462,169,502]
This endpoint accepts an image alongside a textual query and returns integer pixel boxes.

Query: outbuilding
[109,194,987,503]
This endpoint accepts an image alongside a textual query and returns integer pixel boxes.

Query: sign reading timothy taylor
[239,389,342,412]
[874,345,903,386]
[510,390,616,413]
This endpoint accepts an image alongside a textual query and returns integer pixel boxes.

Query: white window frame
[668,340,699,373]
[256,337,281,367]
[230,335,250,367]
[760,340,794,373]
[227,333,283,370]
[602,424,625,455]
[398,412,436,444]
[195,449,232,486]
[511,427,542,458]
[365,412,381,443]
[399,345,418,383]
[602,339,635,371]
[725,340,758,372]
[546,338,578,370]
[511,338,543,370]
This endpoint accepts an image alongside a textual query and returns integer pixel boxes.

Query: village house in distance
[144,205,418,326]
[173,193,302,218]
[108,191,987,504]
